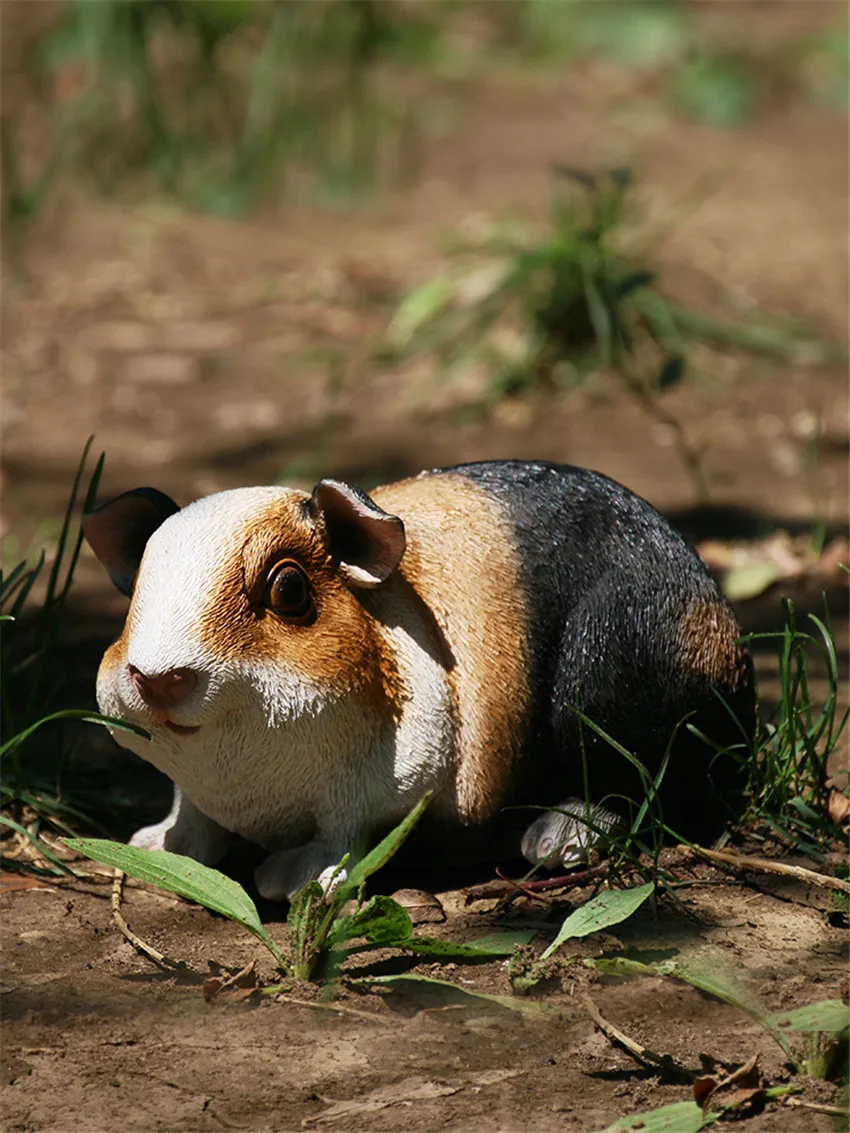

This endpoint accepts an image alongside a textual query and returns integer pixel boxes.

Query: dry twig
[270,994,394,1026]
[782,1097,849,1117]
[580,993,694,1081]
[110,869,184,970]
[465,863,609,904]
[691,846,850,894]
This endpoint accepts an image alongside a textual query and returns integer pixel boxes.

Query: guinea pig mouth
[163,721,202,737]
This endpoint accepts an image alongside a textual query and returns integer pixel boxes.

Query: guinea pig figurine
[83,460,755,900]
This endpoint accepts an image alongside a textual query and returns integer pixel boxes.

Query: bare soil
[2,6,849,1131]
[2,856,848,1133]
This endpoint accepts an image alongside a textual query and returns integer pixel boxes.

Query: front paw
[255,843,348,902]
[162,819,232,865]
[129,793,232,866]
[129,818,173,853]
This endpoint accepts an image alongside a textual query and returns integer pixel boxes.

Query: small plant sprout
[67,794,535,984]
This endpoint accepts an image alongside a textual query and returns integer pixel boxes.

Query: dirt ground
[2,5,849,1131]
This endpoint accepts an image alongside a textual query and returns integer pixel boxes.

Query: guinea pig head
[82,480,406,783]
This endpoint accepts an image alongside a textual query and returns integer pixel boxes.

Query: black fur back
[452,461,755,843]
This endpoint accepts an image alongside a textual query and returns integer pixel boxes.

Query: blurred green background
[1,1,848,777]
[2,0,847,519]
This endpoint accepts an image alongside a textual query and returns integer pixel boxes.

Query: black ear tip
[85,487,180,521]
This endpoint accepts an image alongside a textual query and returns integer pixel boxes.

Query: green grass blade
[345,792,432,893]
[0,815,80,876]
[0,710,150,760]
[399,928,536,960]
[65,838,286,967]
[6,554,45,619]
[541,883,654,960]
[43,436,93,611]
[58,445,105,606]
[594,1099,711,1133]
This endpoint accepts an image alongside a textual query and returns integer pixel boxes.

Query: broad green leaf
[331,894,413,949]
[541,883,654,959]
[578,4,686,69]
[398,928,535,960]
[66,838,286,967]
[671,56,757,129]
[768,999,850,1035]
[346,793,432,892]
[595,1099,711,1133]
[468,930,537,953]
[353,973,555,1017]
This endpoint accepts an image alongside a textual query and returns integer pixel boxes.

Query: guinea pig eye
[265,560,313,621]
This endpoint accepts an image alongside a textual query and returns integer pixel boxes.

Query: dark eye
[265,560,313,621]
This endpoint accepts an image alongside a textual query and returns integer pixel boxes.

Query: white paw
[129,819,172,852]
[128,791,231,866]
[254,843,349,902]
[317,863,348,897]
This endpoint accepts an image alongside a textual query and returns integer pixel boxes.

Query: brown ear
[82,488,180,596]
[311,480,406,588]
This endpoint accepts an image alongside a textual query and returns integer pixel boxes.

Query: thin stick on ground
[110,869,185,970]
[465,863,609,904]
[782,1098,849,1117]
[580,993,694,1081]
[691,846,850,894]
[265,992,394,1027]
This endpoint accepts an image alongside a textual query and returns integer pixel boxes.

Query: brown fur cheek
[247,586,392,708]
[194,498,398,719]
[676,600,750,689]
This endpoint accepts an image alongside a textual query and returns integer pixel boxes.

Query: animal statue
[83,460,755,899]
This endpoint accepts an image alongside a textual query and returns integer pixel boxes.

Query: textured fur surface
[85,460,755,898]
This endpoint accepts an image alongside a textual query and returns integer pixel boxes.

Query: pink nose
[129,665,197,712]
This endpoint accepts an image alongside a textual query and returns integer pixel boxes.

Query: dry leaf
[692,1075,719,1107]
[391,888,446,925]
[202,961,257,1003]
[693,1053,761,1113]
[0,873,56,893]
[827,789,850,829]
[203,977,225,1003]
[718,1087,765,1114]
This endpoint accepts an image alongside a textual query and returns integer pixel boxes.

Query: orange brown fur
[374,472,530,823]
[676,599,750,691]
[195,493,395,721]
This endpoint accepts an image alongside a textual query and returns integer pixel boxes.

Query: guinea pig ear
[311,479,406,589]
[82,488,180,596]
